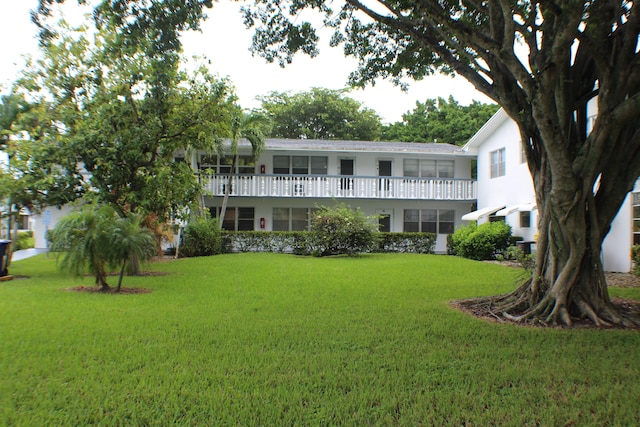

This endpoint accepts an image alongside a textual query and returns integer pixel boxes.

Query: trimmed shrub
[180,217,224,257]
[377,232,436,254]
[449,221,512,260]
[308,203,379,257]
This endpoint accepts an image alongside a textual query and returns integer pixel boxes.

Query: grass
[1,253,639,426]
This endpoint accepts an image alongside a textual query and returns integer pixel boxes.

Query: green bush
[449,221,513,260]
[180,217,224,257]
[12,231,35,251]
[632,245,640,276]
[377,232,436,254]
[308,203,379,257]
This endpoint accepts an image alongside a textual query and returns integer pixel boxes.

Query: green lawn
[1,253,639,426]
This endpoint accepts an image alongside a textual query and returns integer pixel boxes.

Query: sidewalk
[11,248,48,261]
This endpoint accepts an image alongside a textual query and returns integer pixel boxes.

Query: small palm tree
[48,204,115,291]
[109,213,156,292]
[218,110,268,229]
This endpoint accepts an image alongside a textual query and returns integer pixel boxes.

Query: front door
[378,160,392,193]
[340,159,354,192]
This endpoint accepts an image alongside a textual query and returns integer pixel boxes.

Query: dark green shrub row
[447,221,512,260]
[220,231,437,255]
[376,232,436,254]
[308,204,379,256]
[632,245,640,276]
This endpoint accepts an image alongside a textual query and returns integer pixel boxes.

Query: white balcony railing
[200,174,476,201]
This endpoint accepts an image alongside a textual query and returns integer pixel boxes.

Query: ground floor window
[210,207,255,231]
[403,209,454,234]
[520,211,531,228]
[272,208,318,231]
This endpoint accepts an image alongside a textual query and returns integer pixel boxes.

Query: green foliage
[12,231,34,251]
[449,221,512,261]
[632,245,640,276]
[376,232,436,254]
[17,15,236,222]
[47,204,155,290]
[258,88,382,140]
[308,203,379,256]
[506,245,536,272]
[180,216,224,257]
[382,96,499,146]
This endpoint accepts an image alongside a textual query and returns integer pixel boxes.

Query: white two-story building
[462,108,639,272]
[183,139,477,253]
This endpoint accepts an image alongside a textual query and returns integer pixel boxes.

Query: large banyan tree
[35,0,639,326]
[242,0,640,327]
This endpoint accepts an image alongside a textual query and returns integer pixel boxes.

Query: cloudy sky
[0,0,493,123]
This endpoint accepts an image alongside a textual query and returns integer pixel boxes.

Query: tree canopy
[382,96,499,146]
[242,0,640,326]
[258,88,382,140]
[21,10,236,222]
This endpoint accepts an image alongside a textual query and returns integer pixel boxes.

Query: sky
[0,0,493,124]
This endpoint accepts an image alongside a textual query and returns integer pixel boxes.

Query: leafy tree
[258,88,382,140]
[25,8,235,225]
[382,96,499,146]
[218,110,268,229]
[243,1,640,327]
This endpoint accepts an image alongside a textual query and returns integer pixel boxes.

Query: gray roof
[240,138,466,155]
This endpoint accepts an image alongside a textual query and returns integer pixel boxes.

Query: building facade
[186,139,477,254]
[462,108,638,272]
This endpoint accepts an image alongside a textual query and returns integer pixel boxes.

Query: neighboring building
[462,107,637,272]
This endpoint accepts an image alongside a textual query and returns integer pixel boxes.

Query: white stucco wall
[32,205,74,249]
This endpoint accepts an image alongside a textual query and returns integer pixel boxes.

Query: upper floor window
[490,148,506,178]
[200,155,255,174]
[520,211,531,228]
[403,159,454,178]
[273,156,328,175]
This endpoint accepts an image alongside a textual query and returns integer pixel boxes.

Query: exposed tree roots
[453,278,640,329]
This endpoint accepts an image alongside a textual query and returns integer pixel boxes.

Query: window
[273,156,328,175]
[403,209,455,233]
[199,155,255,174]
[272,208,317,231]
[273,156,290,174]
[520,211,531,228]
[404,159,455,178]
[490,148,506,178]
[634,193,640,245]
[210,207,255,231]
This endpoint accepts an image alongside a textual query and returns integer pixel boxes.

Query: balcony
[200,174,477,201]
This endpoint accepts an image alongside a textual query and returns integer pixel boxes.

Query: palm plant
[48,204,115,291]
[109,213,156,292]
[218,110,268,229]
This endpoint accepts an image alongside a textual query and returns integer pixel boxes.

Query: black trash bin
[0,240,11,277]
[516,241,532,255]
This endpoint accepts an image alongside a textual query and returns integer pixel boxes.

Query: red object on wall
[260,164,266,174]
[260,217,265,229]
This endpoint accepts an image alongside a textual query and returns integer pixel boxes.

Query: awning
[495,203,537,216]
[461,205,505,221]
